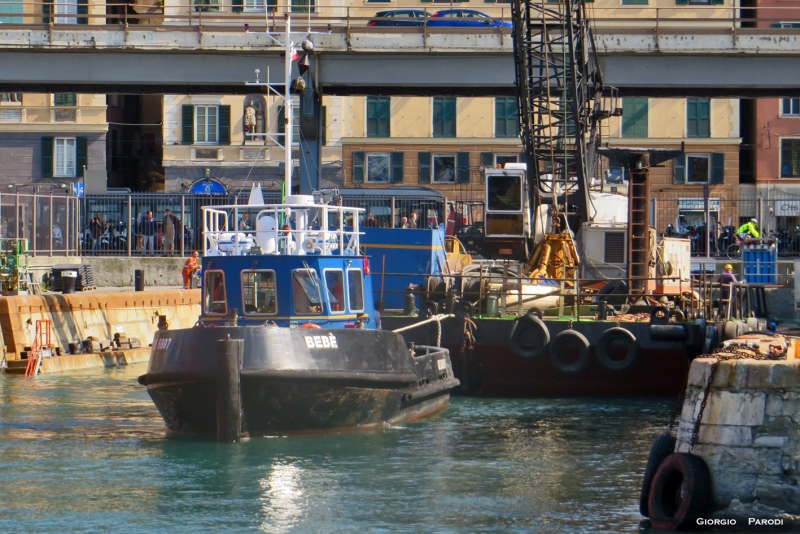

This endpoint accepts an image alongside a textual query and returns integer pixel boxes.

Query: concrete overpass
[0,24,798,96]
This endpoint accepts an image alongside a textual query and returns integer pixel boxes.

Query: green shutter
[456,153,470,184]
[711,153,725,184]
[218,105,231,145]
[77,0,88,24]
[379,97,390,138]
[675,0,688,4]
[42,1,50,23]
[672,156,685,184]
[232,0,243,12]
[181,105,194,145]
[391,152,404,184]
[277,105,285,135]
[480,152,494,168]
[771,23,782,28]
[54,94,76,106]
[711,0,724,4]
[418,152,431,184]
[321,106,327,146]
[41,137,53,179]
[353,151,364,184]
[76,137,88,177]
[622,98,648,138]
[446,98,456,138]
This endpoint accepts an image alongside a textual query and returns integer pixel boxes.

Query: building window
[432,97,456,138]
[366,97,390,138]
[621,97,648,138]
[432,154,456,183]
[54,0,77,24]
[291,0,314,13]
[193,0,220,12]
[782,99,800,117]
[241,270,277,315]
[495,97,518,138]
[195,106,218,145]
[366,153,391,183]
[781,139,800,178]
[687,98,710,138]
[54,138,76,177]
[495,154,519,168]
[686,154,710,183]
[244,0,276,11]
[54,93,76,106]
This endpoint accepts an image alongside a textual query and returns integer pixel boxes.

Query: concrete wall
[676,358,800,516]
[0,288,201,359]
[80,256,197,287]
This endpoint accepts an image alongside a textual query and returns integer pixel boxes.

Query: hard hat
[725,264,733,270]
[751,218,758,223]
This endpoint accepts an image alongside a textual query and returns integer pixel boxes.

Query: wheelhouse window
[432,154,455,183]
[293,269,323,315]
[195,105,218,144]
[324,269,345,313]
[347,269,364,312]
[204,270,227,315]
[242,270,277,315]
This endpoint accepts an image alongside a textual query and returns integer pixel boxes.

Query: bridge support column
[298,75,321,195]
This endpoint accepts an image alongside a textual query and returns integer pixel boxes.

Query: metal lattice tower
[511,0,603,231]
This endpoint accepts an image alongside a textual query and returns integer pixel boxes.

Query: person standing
[182,251,200,289]
[407,212,418,229]
[718,263,738,315]
[89,212,104,253]
[239,213,251,232]
[364,213,378,228]
[162,209,181,253]
[139,210,157,255]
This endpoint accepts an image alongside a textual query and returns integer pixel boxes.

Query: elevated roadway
[0,24,798,96]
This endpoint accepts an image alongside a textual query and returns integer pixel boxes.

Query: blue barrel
[743,241,776,284]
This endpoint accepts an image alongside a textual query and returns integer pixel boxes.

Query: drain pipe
[216,335,243,442]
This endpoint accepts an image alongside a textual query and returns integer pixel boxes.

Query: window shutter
[711,0,724,4]
[181,105,194,145]
[675,0,688,4]
[42,1,50,23]
[446,98,456,138]
[76,137,88,177]
[218,105,231,145]
[41,137,53,179]
[321,106,327,146]
[277,105,285,135]
[672,156,685,184]
[353,151,365,184]
[379,97,390,137]
[771,23,782,28]
[391,152,404,184]
[480,152,494,168]
[622,98,648,138]
[456,152,470,184]
[232,0,243,12]
[711,153,725,184]
[77,0,88,24]
[420,0,433,3]
[366,97,376,137]
[418,152,431,184]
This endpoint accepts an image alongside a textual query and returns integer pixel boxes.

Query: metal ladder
[26,271,42,296]
[24,320,51,378]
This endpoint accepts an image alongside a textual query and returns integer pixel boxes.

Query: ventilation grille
[604,232,626,264]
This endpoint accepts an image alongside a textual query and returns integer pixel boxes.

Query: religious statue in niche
[242,95,267,142]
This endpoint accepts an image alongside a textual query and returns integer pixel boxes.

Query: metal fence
[0,193,81,256]
[79,190,445,256]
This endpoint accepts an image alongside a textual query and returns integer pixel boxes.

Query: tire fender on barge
[547,329,590,373]
[595,327,639,371]
[510,314,550,359]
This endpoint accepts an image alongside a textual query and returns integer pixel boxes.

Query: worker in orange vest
[182,251,200,289]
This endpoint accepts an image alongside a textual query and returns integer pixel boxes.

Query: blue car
[368,9,430,27]
[427,9,512,28]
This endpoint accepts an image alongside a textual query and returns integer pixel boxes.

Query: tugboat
[138,19,457,438]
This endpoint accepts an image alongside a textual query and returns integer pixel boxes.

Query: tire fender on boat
[595,327,639,371]
[547,330,590,373]
[647,453,713,530]
[510,315,550,359]
[639,434,677,518]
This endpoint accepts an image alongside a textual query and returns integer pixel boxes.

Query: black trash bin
[62,270,77,295]
[134,269,144,292]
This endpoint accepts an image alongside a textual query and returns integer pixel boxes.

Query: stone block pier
[676,357,800,524]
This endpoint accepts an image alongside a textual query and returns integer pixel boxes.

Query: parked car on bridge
[367,9,430,27]
[427,9,512,28]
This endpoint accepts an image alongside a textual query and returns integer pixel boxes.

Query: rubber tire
[547,330,590,373]
[526,307,543,320]
[648,453,713,530]
[593,280,628,307]
[703,325,718,356]
[639,434,677,517]
[595,327,638,371]
[650,306,670,325]
[510,315,550,359]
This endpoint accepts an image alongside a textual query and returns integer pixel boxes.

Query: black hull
[140,326,458,435]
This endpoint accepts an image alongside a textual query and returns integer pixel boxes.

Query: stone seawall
[676,358,800,516]
[80,257,201,287]
[0,289,201,360]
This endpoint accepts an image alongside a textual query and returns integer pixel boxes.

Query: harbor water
[0,364,673,533]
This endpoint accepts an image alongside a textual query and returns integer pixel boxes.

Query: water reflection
[0,366,674,533]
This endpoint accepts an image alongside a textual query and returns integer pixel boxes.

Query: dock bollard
[216,335,244,443]
[598,301,608,321]
[134,269,144,292]
[403,287,417,316]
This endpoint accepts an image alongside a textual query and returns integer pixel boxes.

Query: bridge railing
[2,3,800,34]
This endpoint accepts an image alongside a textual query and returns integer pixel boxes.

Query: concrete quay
[676,357,800,525]
[5,347,151,375]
